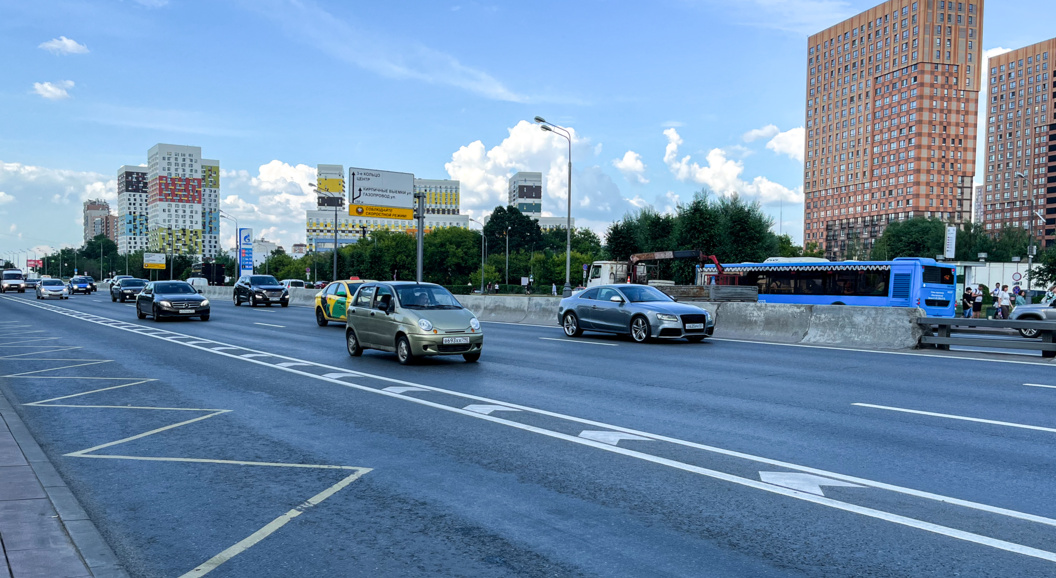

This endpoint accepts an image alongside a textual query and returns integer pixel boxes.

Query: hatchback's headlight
[200,299,210,307]
[469,317,480,330]
[657,313,678,322]
[417,318,433,331]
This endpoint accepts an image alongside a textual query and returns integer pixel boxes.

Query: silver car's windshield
[620,285,673,303]
[395,286,462,310]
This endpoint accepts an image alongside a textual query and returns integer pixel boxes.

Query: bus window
[860,271,889,296]
[796,275,826,295]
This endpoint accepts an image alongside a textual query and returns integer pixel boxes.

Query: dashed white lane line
[539,337,617,347]
[853,403,1056,434]
[254,322,286,328]
[1024,383,1056,390]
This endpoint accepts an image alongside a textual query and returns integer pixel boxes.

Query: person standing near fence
[972,285,983,318]
[962,285,974,318]
[999,285,1012,320]
[552,283,557,296]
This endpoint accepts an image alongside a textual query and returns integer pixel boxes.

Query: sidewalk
[0,393,127,578]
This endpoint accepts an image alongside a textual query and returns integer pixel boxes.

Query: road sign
[349,204,414,220]
[1013,272,1022,282]
[348,168,414,218]
[144,253,166,270]
[238,228,254,276]
[306,267,311,275]
[944,226,957,259]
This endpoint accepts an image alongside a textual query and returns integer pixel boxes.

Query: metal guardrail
[917,317,1056,358]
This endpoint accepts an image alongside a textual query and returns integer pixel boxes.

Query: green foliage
[1030,245,1056,287]
[483,206,543,257]
[871,217,1032,262]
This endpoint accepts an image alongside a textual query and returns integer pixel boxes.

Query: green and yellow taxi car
[344,281,483,364]
[314,279,369,325]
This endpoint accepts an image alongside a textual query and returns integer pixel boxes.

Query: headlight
[200,299,209,307]
[417,318,433,331]
[158,301,172,307]
[656,313,678,322]
[469,317,480,330]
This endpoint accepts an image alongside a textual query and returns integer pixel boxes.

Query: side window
[142,284,152,295]
[324,283,337,297]
[597,288,617,301]
[580,288,599,300]
[336,284,347,298]
[374,286,393,309]
[354,285,375,307]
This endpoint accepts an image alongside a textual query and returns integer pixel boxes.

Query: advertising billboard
[144,253,166,270]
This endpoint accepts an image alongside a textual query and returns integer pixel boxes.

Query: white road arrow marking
[322,372,359,380]
[276,362,312,368]
[383,386,427,394]
[759,472,864,496]
[578,431,651,445]
[463,404,520,415]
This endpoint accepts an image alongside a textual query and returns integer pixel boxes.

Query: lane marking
[3,360,111,377]
[1024,383,1056,390]
[276,362,312,368]
[383,386,427,394]
[65,411,233,457]
[579,431,652,446]
[759,472,864,497]
[11,296,1056,562]
[463,404,520,415]
[253,322,286,328]
[322,372,360,380]
[853,403,1056,434]
[540,337,617,347]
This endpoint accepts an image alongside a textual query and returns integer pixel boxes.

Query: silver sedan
[558,284,714,343]
[1009,299,1056,338]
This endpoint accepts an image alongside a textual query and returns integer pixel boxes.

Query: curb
[0,391,128,578]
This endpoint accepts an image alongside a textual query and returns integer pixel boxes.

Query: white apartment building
[116,166,149,254]
[146,143,205,256]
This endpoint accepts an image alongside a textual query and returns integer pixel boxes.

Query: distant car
[313,280,328,289]
[233,275,289,307]
[68,276,93,295]
[344,281,483,364]
[281,279,307,289]
[113,275,134,282]
[1009,298,1056,338]
[110,278,147,302]
[557,284,715,343]
[86,277,97,292]
[187,277,210,291]
[24,278,40,289]
[36,278,68,300]
[1,269,26,293]
[136,280,210,322]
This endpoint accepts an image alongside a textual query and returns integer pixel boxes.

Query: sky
[1,0,1053,261]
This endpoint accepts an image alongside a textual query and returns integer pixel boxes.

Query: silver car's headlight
[656,313,678,322]
[469,317,480,330]
[417,318,433,331]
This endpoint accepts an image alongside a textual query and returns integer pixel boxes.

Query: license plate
[442,337,470,345]
[178,309,195,314]
[685,323,704,330]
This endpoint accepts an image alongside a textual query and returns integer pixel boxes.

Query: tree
[773,234,802,258]
[604,219,639,260]
[1030,245,1056,287]
[870,217,945,260]
[482,206,543,258]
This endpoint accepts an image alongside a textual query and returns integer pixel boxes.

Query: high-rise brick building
[803,0,984,259]
[980,38,1054,247]
[82,199,111,245]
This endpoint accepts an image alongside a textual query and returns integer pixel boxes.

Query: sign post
[238,228,254,277]
[944,226,957,260]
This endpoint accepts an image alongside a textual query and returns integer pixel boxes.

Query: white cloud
[743,124,779,142]
[663,128,802,204]
[0,161,114,248]
[9,224,16,234]
[38,36,88,55]
[215,161,318,251]
[765,127,805,163]
[612,151,649,184]
[33,80,74,100]
[0,192,13,205]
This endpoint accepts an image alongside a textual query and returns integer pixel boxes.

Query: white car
[280,279,307,289]
[36,279,69,300]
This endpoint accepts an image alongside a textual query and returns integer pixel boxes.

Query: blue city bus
[701,257,956,317]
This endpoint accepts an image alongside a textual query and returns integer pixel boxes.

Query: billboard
[144,253,166,270]
[348,168,414,218]
[26,259,42,268]
[239,228,254,277]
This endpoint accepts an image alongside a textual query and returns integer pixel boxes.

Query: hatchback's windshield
[42,280,62,286]
[154,283,196,294]
[395,286,463,309]
[3,272,21,280]
[251,276,280,285]
[121,280,146,287]
[620,285,673,303]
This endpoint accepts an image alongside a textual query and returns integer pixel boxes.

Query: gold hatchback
[344,281,483,364]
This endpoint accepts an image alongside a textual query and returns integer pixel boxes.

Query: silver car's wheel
[1019,326,1042,339]
[630,316,650,343]
[396,336,414,365]
[562,312,582,337]
[346,328,363,357]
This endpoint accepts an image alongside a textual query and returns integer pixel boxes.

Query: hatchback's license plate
[179,309,195,314]
[443,337,470,345]
[685,323,704,330]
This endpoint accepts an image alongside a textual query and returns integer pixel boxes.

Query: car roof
[382,281,440,287]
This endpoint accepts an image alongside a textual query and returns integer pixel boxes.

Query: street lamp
[1015,171,1038,296]
[535,115,574,297]
[505,226,511,287]
[219,210,239,280]
[469,218,487,294]
[310,182,341,282]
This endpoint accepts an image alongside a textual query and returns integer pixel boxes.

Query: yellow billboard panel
[318,177,345,194]
[144,263,166,270]
[349,204,414,220]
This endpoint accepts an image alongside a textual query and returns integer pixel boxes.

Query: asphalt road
[2,291,1056,577]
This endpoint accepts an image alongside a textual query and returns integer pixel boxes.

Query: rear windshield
[121,280,146,287]
[922,266,955,285]
[286,280,305,287]
[250,276,280,285]
[154,282,196,294]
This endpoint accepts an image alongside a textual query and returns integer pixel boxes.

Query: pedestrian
[992,283,1003,318]
[972,285,983,319]
[1045,285,1056,304]
[999,284,1012,320]
[552,283,557,296]
[962,285,974,318]
[1015,291,1027,307]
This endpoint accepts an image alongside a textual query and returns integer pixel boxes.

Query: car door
[371,285,397,350]
[137,283,153,316]
[574,288,600,329]
[330,283,350,321]
[591,287,626,332]
[348,285,377,346]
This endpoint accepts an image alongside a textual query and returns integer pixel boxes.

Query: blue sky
[1,0,1052,258]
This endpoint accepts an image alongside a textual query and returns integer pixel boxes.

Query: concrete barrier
[525,296,560,326]
[706,302,813,344]
[802,305,924,350]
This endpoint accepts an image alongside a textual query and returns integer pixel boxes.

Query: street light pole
[505,226,511,287]
[1016,171,1036,297]
[469,218,487,293]
[535,116,574,297]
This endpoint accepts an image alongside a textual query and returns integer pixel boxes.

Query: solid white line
[24,380,156,405]
[254,322,286,328]
[853,403,1056,434]
[539,337,617,347]
[65,411,231,456]
[1024,383,1056,390]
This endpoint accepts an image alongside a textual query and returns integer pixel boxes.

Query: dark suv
[110,278,147,302]
[233,275,289,307]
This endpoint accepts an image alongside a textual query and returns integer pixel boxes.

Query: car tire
[152,305,162,322]
[316,308,329,327]
[200,314,210,321]
[111,294,116,302]
[629,316,650,343]
[562,312,583,337]
[250,296,257,307]
[463,352,481,363]
[686,336,705,343]
[346,328,363,357]
[1019,326,1042,339]
[136,306,146,320]
[281,302,289,308]
[233,293,241,306]
[396,336,414,365]
[119,296,125,303]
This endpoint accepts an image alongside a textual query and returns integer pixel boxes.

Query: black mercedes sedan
[136,280,210,321]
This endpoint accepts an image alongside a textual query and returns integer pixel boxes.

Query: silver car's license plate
[685,323,704,330]
[442,337,470,345]
[178,309,195,314]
